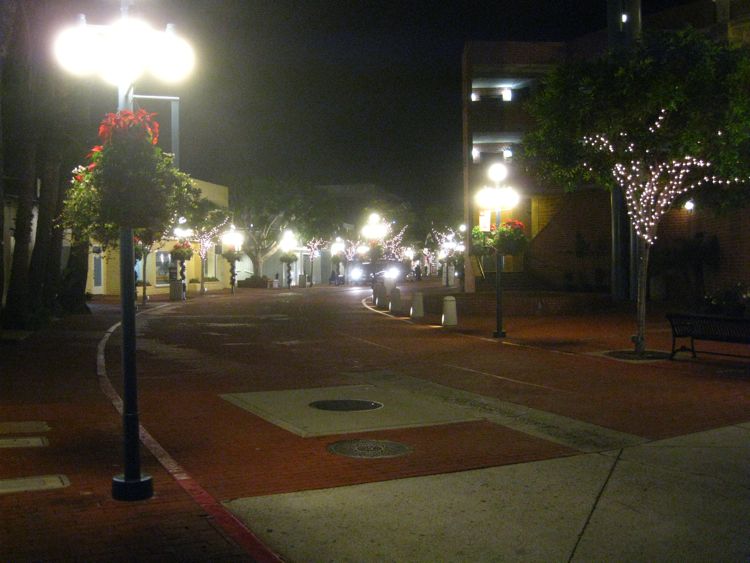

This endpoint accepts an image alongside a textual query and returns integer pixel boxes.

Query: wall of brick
[658,206,749,294]
[526,189,611,291]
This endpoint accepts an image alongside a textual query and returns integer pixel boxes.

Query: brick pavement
[0,307,251,562]
[1,284,749,561]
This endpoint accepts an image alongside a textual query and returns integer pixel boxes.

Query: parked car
[349,261,405,286]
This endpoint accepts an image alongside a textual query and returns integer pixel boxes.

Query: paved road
[2,284,749,561]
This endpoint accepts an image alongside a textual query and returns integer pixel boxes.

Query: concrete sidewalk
[1,285,749,562]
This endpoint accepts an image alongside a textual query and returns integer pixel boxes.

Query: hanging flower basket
[222,249,244,263]
[279,251,298,264]
[79,110,170,228]
[472,220,528,255]
[133,236,147,261]
[170,241,194,262]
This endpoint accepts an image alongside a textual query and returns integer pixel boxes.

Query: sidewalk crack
[567,449,622,562]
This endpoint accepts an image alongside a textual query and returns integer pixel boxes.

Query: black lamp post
[54,1,194,501]
[475,163,519,339]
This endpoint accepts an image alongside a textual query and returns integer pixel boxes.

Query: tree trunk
[0,65,5,321]
[2,3,36,328]
[200,253,206,295]
[28,150,61,314]
[634,237,651,355]
[0,0,20,328]
[248,252,261,277]
[141,249,150,305]
[58,240,90,314]
[4,143,37,328]
[42,179,67,312]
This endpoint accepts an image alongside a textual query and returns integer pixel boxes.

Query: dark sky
[75,0,696,206]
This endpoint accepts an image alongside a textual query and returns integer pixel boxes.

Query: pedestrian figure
[329,270,337,285]
[414,264,422,281]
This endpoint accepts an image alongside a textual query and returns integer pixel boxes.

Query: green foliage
[523,29,750,199]
[62,111,200,247]
[278,251,298,264]
[703,282,748,317]
[471,220,528,255]
[237,275,270,288]
[230,177,300,273]
[222,249,244,263]
[170,241,194,262]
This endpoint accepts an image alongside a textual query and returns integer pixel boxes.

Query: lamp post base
[492,330,506,338]
[112,474,153,501]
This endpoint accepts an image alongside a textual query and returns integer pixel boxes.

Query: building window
[155,251,172,285]
[197,245,222,280]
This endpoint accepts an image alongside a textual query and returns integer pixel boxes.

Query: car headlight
[351,267,363,281]
[384,267,400,280]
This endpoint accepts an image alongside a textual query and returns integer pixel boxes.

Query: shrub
[237,275,269,288]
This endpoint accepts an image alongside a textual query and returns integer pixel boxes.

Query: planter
[187,281,223,295]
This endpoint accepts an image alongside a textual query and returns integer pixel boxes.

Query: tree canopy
[524,28,750,202]
[230,176,300,276]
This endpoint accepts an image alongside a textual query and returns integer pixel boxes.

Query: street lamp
[330,237,345,256]
[54,3,194,502]
[361,212,389,241]
[221,226,244,294]
[475,169,519,338]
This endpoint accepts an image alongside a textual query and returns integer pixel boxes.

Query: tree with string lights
[524,29,750,354]
[187,199,229,296]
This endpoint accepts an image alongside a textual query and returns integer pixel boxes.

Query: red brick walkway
[2,285,748,560]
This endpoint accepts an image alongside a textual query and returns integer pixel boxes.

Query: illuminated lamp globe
[280,230,298,253]
[487,162,508,184]
[221,227,244,252]
[475,186,519,212]
[98,18,153,86]
[53,20,103,77]
[148,25,195,82]
[330,238,345,255]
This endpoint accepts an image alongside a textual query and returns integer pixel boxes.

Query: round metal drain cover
[327,439,412,459]
[309,399,383,411]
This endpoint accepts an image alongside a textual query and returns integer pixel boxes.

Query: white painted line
[0,437,49,448]
[0,421,50,434]
[344,332,564,393]
[0,475,69,494]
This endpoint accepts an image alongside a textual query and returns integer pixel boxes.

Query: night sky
[67,0,696,206]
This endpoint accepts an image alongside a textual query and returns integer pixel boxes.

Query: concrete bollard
[411,292,424,318]
[442,296,457,327]
[389,287,402,315]
[384,277,396,296]
[374,283,389,309]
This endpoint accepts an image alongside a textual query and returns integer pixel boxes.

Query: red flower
[97,110,160,145]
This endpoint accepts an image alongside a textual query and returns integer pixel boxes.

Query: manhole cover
[309,399,383,411]
[327,439,412,459]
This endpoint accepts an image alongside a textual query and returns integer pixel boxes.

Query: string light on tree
[581,109,745,246]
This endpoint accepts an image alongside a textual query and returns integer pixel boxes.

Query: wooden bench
[666,313,750,359]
